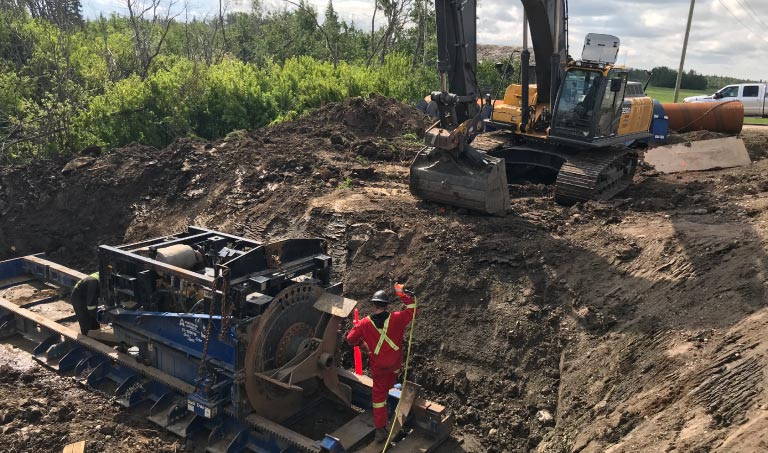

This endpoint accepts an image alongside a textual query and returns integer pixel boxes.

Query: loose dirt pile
[2,96,768,453]
[0,94,427,269]
[0,345,180,452]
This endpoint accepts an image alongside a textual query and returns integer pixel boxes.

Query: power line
[735,0,768,33]
[716,0,768,43]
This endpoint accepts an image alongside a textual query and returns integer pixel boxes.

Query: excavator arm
[432,0,568,121]
[522,0,568,105]
[433,0,480,127]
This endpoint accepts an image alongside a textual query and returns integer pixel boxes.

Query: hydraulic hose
[381,294,418,452]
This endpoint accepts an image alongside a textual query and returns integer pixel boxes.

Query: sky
[81,0,768,81]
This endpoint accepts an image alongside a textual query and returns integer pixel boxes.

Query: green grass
[644,85,768,125]
[644,86,711,103]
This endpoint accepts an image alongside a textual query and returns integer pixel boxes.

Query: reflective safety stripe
[405,303,417,309]
[372,401,387,409]
[74,272,99,291]
[369,315,399,355]
[86,305,98,310]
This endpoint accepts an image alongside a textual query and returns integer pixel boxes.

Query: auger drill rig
[409,0,655,214]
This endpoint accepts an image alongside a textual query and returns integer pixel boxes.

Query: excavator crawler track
[473,132,638,206]
[554,147,638,205]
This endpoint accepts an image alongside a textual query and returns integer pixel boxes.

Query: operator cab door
[595,72,628,137]
[741,85,762,116]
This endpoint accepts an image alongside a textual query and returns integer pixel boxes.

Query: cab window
[743,86,759,97]
[552,70,604,135]
[596,73,627,137]
[719,86,739,98]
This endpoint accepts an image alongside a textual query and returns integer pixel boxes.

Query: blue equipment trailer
[0,226,451,452]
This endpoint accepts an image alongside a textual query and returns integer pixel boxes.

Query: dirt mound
[2,97,768,452]
[0,94,430,268]
[311,93,427,138]
[742,126,768,160]
[666,130,729,145]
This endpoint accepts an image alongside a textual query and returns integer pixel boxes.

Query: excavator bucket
[409,146,509,214]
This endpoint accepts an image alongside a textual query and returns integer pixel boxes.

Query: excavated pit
[2,97,768,452]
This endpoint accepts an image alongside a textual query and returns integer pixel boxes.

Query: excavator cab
[548,34,652,148]
[549,67,628,146]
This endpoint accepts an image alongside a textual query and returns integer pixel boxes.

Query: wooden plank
[24,255,88,281]
[355,430,438,453]
[386,429,438,452]
[391,382,420,435]
[0,296,196,394]
[337,369,447,414]
[645,137,751,173]
[86,330,120,346]
[355,440,384,453]
[330,410,375,450]
[62,440,86,453]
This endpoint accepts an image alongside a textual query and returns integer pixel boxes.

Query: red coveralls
[346,292,416,429]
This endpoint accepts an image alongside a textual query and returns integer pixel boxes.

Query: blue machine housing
[96,227,337,421]
[649,100,669,145]
[0,228,453,452]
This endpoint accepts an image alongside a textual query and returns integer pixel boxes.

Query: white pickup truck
[684,83,768,117]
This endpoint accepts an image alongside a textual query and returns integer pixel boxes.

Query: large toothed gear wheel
[245,283,330,421]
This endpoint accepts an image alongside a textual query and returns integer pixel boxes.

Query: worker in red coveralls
[347,284,416,443]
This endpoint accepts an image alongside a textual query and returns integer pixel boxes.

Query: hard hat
[371,290,390,306]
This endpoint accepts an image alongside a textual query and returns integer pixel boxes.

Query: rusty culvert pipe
[661,100,744,134]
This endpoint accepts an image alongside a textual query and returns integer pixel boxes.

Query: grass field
[644,86,711,103]
[644,86,768,125]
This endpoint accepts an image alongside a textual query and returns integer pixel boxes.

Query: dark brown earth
[0,344,181,452]
[2,95,768,452]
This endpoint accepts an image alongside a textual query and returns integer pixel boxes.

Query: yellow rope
[381,296,417,452]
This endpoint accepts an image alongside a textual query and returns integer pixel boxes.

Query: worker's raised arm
[346,318,364,347]
[394,283,417,322]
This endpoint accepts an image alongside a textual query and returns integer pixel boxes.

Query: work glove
[394,283,415,305]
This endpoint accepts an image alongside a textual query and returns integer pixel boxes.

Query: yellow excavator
[410,0,654,214]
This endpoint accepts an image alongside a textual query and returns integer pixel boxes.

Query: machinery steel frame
[0,229,452,452]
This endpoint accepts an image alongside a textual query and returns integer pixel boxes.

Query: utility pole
[674,0,696,103]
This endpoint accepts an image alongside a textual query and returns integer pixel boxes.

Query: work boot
[374,427,388,443]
